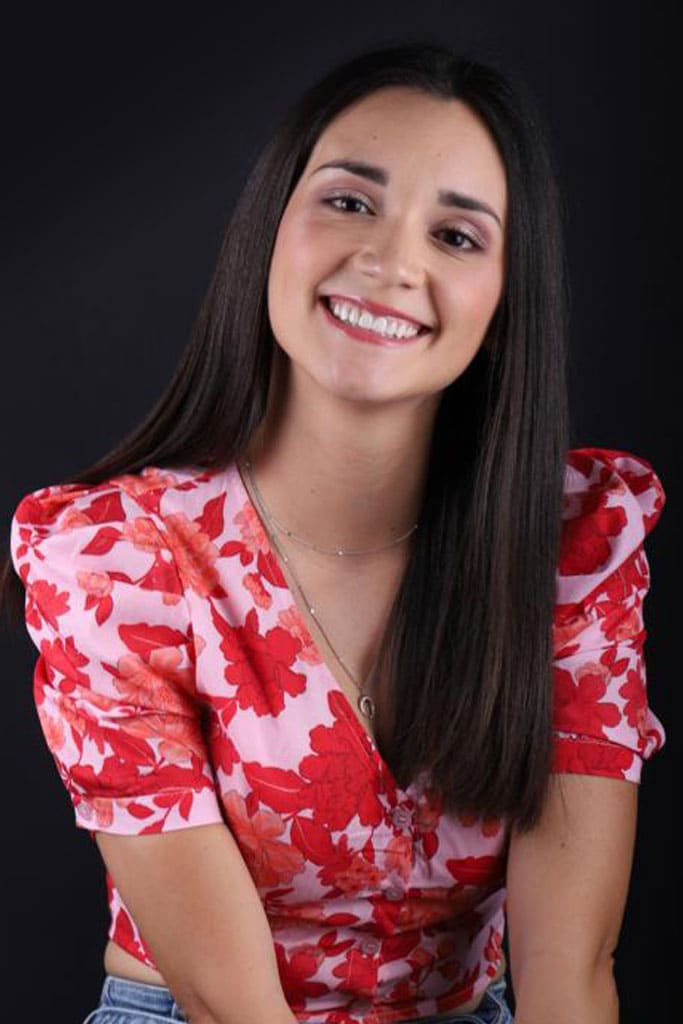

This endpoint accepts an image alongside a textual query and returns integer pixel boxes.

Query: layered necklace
[239,457,419,720]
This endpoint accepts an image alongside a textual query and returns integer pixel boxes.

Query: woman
[2,41,666,1024]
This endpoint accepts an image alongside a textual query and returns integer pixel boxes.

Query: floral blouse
[9,446,666,1024]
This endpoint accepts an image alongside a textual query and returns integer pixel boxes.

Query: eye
[322,191,373,215]
[321,191,484,251]
[435,227,483,251]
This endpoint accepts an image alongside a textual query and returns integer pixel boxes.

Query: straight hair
[1,40,571,834]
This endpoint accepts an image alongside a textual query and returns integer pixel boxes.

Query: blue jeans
[82,974,191,1022]
[83,973,514,1023]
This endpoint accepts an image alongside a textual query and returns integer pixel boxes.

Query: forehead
[304,86,507,222]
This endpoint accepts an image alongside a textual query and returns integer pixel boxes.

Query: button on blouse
[391,806,413,830]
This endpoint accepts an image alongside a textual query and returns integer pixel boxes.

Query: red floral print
[223,789,306,887]
[9,447,666,1023]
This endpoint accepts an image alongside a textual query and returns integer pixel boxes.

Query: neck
[243,356,440,554]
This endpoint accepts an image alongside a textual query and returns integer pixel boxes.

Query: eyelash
[322,191,484,251]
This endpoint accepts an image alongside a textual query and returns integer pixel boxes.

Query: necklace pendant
[358,694,376,719]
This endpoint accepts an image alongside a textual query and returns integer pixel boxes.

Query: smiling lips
[323,293,433,331]
[319,296,429,347]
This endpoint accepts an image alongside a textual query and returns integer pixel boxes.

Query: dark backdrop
[2,4,680,1022]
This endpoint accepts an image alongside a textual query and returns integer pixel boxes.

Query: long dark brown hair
[1,40,571,834]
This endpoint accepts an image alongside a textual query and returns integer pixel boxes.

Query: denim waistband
[91,971,512,1024]
[94,973,191,1020]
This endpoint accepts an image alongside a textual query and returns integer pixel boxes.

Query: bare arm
[95,822,298,1024]
[506,773,638,1023]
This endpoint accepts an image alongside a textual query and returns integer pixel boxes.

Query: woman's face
[267,86,507,407]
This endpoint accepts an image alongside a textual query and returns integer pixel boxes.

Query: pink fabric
[10,447,666,1023]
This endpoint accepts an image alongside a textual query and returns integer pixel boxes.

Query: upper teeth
[328,299,422,339]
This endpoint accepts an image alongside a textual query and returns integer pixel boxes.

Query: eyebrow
[312,158,503,229]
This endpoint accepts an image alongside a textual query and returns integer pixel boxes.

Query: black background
[3,3,680,1021]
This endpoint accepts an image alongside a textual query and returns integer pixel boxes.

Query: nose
[352,217,426,289]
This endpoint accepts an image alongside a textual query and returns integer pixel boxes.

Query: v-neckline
[229,458,415,802]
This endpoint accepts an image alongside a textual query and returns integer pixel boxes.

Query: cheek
[268,225,304,324]
[268,219,324,341]
[272,211,325,283]
[455,263,504,326]
[270,221,299,293]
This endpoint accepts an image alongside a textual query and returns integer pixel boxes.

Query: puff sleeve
[9,476,225,835]
[551,447,667,783]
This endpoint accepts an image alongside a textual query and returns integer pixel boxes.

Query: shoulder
[552,447,667,776]
[558,446,666,607]
[8,463,230,836]
[10,462,226,541]
[9,461,228,597]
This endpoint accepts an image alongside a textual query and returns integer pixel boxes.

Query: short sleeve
[551,447,667,783]
[9,475,225,835]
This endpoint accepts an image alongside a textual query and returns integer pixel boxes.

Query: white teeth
[327,299,421,339]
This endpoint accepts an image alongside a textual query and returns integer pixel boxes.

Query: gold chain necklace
[240,457,419,720]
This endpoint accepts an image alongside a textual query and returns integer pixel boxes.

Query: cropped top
[9,446,666,1024]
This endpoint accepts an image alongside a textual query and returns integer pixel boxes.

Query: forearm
[188,993,298,1024]
[158,933,299,1024]
[175,958,299,1024]
[93,826,300,1024]
[513,956,619,1024]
